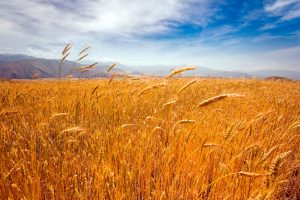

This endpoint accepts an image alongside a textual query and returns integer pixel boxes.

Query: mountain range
[0,54,299,80]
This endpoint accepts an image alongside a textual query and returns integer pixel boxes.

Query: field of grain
[0,78,299,199]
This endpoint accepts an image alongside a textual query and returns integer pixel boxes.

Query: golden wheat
[197,93,244,108]
[166,66,197,78]
[78,53,88,61]
[162,100,177,109]
[270,150,292,176]
[107,63,117,72]
[139,82,167,96]
[238,171,271,178]
[60,52,70,63]
[0,78,299,199]
[177,79,197,95]
[79,46,91,55]
[61,43,71,55]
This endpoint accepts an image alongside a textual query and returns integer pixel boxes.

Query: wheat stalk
[290,123,300,130]
[121,124,149,128]
[76,62,98,71]
[59,44,72,79]
[177,80,197,95]
[79,46,91,55]
[91,86,99,96]
[166,67,196,78]
[139,83,167,96]
[62,44,71,55]
[78,53,88,61]
[224,123,235,140]
[162,100,177,109]
[60,126,86,133]
[107,63,117,72]
[202,143,218,147]
[269,150,292,176]
[238,171,271,178]
[177,119,195,124]
[260,146,278,164]
[3,162,21,180]
[61,53,70,63]
[153,126,167,132]
[50,113,68,121]
[108,73,117,85]
[80,69,90,74]
[197,93,244,108]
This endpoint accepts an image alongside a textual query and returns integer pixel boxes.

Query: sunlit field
[0,78,299,199]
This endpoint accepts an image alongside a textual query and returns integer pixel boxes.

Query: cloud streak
[0,0,299,71]
[1,0,217,37]
[265,0,300,20]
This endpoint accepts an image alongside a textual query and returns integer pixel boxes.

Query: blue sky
[0,0,300,71]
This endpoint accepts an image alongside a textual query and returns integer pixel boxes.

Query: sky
[0,0,300,71]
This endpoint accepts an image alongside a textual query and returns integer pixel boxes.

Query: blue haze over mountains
[0,54,299,80]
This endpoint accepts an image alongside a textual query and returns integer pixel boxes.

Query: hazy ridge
[0,54,299,80]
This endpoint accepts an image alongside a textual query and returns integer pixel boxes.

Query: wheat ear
[166,67,196,78]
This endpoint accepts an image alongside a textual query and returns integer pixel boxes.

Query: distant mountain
[0,54,36,62]
[190,67,251,78]
[138,65,300,80]
[0,54,299,80]
[147,66,251,78]
[0,54,118,79]
[145,66,300,80]
[249,69,300,80]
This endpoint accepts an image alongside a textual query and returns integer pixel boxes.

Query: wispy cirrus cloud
[265,0,300,20]
[0,0,218,37]
[0,0,222,59]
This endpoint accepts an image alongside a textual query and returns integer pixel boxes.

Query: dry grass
[0,78,300,199]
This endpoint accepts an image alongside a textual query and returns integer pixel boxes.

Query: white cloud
[260,23,276,30]
[0,19,16,30]
[251,34,282,42]
[0,0,216,37]
[0,0,299,72]
[265,0,300,20]
[265,0,299,12]
[282,5,300,19]
[0,0,221,60]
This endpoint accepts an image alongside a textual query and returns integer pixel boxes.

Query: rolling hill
[0,54,299,80]
[0,54,112,79]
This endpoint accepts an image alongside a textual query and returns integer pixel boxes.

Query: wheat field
[0,78,299,199]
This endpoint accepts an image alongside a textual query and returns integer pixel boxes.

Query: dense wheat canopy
[0,78,300,199]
